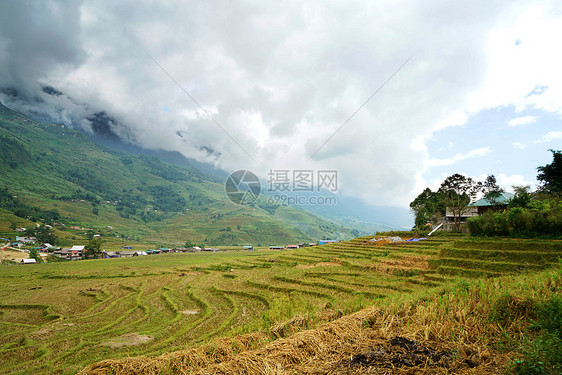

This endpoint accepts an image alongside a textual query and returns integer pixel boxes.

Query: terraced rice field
[0,235,560,374]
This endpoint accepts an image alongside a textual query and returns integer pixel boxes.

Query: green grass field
[1,234,561,374]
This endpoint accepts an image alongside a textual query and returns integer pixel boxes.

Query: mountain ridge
[0,101,356,246]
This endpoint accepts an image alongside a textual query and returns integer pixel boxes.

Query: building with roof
[443,192,514,232]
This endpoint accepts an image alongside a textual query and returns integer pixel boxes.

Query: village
[0,234,341,264]
[1,190,518,265]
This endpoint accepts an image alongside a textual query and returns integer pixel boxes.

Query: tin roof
[470,192,514,207]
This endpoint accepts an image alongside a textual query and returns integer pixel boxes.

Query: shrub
[512,296,562,375]
[468,200,562,238]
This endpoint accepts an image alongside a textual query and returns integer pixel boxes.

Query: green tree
[25,224,57,245]
[29,248,42,263]
[537,149,562,194]
[85,237,104,257]
[409,188,444,229]
[509,185,532,208]
[481,174,504,207]
[438,174,480,232]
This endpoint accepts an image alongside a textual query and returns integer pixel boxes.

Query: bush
[512,296,562,375]
[468,200,562,238]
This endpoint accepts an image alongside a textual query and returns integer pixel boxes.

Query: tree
[25,224,57,245]
[481,175,504,208]
[85,237,104,257]
[29,248,42,263]
[438,174,480,232]
[409,188,444,229]
[537,149,562,194]
[509,185,532,208]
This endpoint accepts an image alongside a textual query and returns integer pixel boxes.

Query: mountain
[0,101,354,247]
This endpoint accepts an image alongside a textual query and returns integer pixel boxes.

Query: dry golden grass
[81,267,559,375]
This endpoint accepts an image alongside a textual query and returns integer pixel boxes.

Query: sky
[0,0,561,208]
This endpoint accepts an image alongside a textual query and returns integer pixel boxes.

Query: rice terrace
[1,234,560,374]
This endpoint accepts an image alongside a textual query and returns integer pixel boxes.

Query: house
[286,245,299,249]
[21,258,37,264]
[121,246,133,249]
[55,245,85,260]
[117,251,137,257]
[319,240,338,245]
[269,246,284,250]
[470,192,515,214]
[242,245,253,250]
[16,236,37,244]
[443,192,515,232]
[15,227,26,232]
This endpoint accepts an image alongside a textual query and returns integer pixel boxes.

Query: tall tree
[85,237,104,257]
[438,174,480,232]
[537,149,562,194]
[481,174,504,207]
[409,188,443,229]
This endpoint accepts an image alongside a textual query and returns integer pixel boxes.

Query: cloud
[508,115,536,126]
[427,147,491,167]
[0,1,561,207]
[512,141,527,149]
[496,173,533,190]
[534,131,562,143]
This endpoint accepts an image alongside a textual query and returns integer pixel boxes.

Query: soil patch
[101,333,154,349]
[0,250,27,261]
[350,336,451,368]
[181,309,200,315]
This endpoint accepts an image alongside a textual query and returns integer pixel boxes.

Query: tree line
[410,150,561,237]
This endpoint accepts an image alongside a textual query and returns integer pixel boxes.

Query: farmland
[1,234,561,374]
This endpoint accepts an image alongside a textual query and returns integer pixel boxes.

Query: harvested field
[81,263,561,374]
[1,235,560,374]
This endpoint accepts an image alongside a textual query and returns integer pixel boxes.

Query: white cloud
[0,1,561,208]
[496,174,533,190]
[426,147,491,167]
[512,141,527,149]
[508,115,536,126]
[534,131,562,143]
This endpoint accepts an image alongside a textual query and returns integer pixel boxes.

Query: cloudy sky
[0,0,561,208]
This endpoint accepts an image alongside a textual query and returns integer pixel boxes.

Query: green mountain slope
[0,101,354,247]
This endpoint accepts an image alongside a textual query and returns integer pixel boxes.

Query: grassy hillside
[0,101,354,246]
[0,234,560,374]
